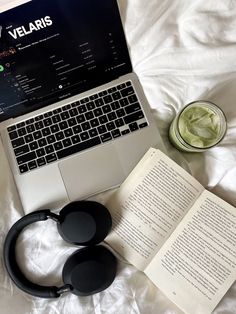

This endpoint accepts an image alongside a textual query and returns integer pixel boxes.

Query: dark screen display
[0,0,132,122]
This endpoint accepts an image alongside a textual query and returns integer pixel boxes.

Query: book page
[106,148,204,270]
[145,191,236,314]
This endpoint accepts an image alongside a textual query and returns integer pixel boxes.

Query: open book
[105,148,236,314]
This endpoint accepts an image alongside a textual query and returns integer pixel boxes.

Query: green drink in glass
[169,101,227,152]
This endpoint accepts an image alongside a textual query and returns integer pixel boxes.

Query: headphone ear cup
[62,245,117,296]
[57,201,112,245]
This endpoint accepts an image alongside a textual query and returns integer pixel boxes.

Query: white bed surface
[0,0,236,313]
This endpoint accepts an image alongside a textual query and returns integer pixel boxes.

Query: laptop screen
[0,0,132,122]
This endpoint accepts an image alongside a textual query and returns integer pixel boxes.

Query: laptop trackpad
[58,145,125,201]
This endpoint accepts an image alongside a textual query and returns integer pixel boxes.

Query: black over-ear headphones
[3,201,117,298]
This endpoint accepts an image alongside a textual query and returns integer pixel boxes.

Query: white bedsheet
[0,0,236,313]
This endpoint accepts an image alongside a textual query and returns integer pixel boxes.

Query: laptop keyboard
[7,81,148,174]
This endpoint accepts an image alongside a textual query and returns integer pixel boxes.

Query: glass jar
[169,101,227,152]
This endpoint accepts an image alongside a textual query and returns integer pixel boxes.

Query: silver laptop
[0,0,163,213]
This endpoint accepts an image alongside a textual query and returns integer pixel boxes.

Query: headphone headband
[3,210,67,298]
[4,202,116,298]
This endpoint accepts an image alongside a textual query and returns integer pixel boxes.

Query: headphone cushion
[62,245,117,296]
[58,201,112,245]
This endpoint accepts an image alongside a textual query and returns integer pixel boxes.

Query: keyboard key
[112,91,121,100]
[35,121,44,129]
[99,115,108,124]
[33,130,42,140]
[119,98,129,107]
[81,122,90,131]
[104,95,112,104]
[116,108,125,117]
[129,122,139,132]
[98,90,107,97]
[37,157,46,167]
[63,138,72,147]
[7,125,16,132]
[102,105,112,114]
[16,121,26,128]
[89,94,98,100]
[19,164,28,173]
[11,137,25,148]
[120,86,134,97]
[14,144,29,157]
[80,131,89,141]
[106,122,116,131]
[28,160,37,170]
[111,101,120,110]
[80,97,89,104]
[42,127,51,136]
[95,98,104,107]
[125,103,141,115]
[62,104,71,111]
[57,137,101,160]
[117,83,126,90]
[71,135,80,144]
[139,122,148,128]
[26,124,35,133]
[29,141,38,150]
[101,132,112,142]
[76,114,85,123]
[45,145,54,154]
[121,129,130,135]
[9,131,18,140]
[78,105,87,114]
[85,111,94,120]
[53,108,62,115]
[60,112,69,120]
[44,118,52,126]
[111,129,121,138]
[46,153,57,163]
[94,108,103,117]
[69,108,78,117]
[18,127,27,136]
[108,87,117,93]
[64,128,73,137]
[128,94,138,104]
[54,141,63,151]
[25,134,34,143]
[89,129,98,137]
[47,135,56,144]
[59,121,68,130]
[124,111,144,124]
[17,151,36,165]
[35,114,43,121]
[107,112,117,121]
[68,118,77,127]
[115,118,124,128]
[55,131,65,141]
[72,125,82,134]
[36,148,46,157]
[50,124,60,133]
[26,118,34,125]
[97,125,107,134]
[86,102,96,110]
[38,138,47,147]
[52,114,61,123]
[90,118,99,127]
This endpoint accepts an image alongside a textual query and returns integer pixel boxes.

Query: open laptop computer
[0,0,163,213]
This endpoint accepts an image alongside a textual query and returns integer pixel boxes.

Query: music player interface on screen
[0,0,131,122]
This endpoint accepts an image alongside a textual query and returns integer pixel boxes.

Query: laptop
[0,0,163,213]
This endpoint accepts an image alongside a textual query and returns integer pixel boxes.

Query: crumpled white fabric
[0,0,236,313]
